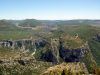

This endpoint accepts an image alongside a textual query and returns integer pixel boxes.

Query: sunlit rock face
[0,40,13,47]
[0,39,34,51]
[0,39,47,54]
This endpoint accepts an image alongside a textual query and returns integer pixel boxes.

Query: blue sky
[0,0,100,20]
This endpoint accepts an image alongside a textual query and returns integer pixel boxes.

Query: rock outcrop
[43,62,89,75]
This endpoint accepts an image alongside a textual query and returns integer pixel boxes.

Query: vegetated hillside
[89,39,100,66]
[0,20,17,31]
[0,20,37,40]
[52,25,100,40]
[0,47,53,75]
[51,25,100,67]
[18,19,42,27]
[0,19,100,74]
[10,19,100,27]
[52,19,100,26]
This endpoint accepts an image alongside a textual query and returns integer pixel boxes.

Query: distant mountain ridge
[0,19,100,27]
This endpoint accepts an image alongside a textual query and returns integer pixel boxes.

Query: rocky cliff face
[40,46,87,64]
[0,37,98,74]
[40,38,87,64]
[0,39,46,51]
[59,47,86,62]
[0,38,90,64]
[0,39,34,50]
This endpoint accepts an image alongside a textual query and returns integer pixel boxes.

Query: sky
[0,0,100,20]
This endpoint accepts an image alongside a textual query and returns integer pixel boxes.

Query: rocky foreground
[43,62,89,75]
[0,35,100,75]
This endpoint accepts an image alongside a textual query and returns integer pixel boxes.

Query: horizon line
[0,18,100,20]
